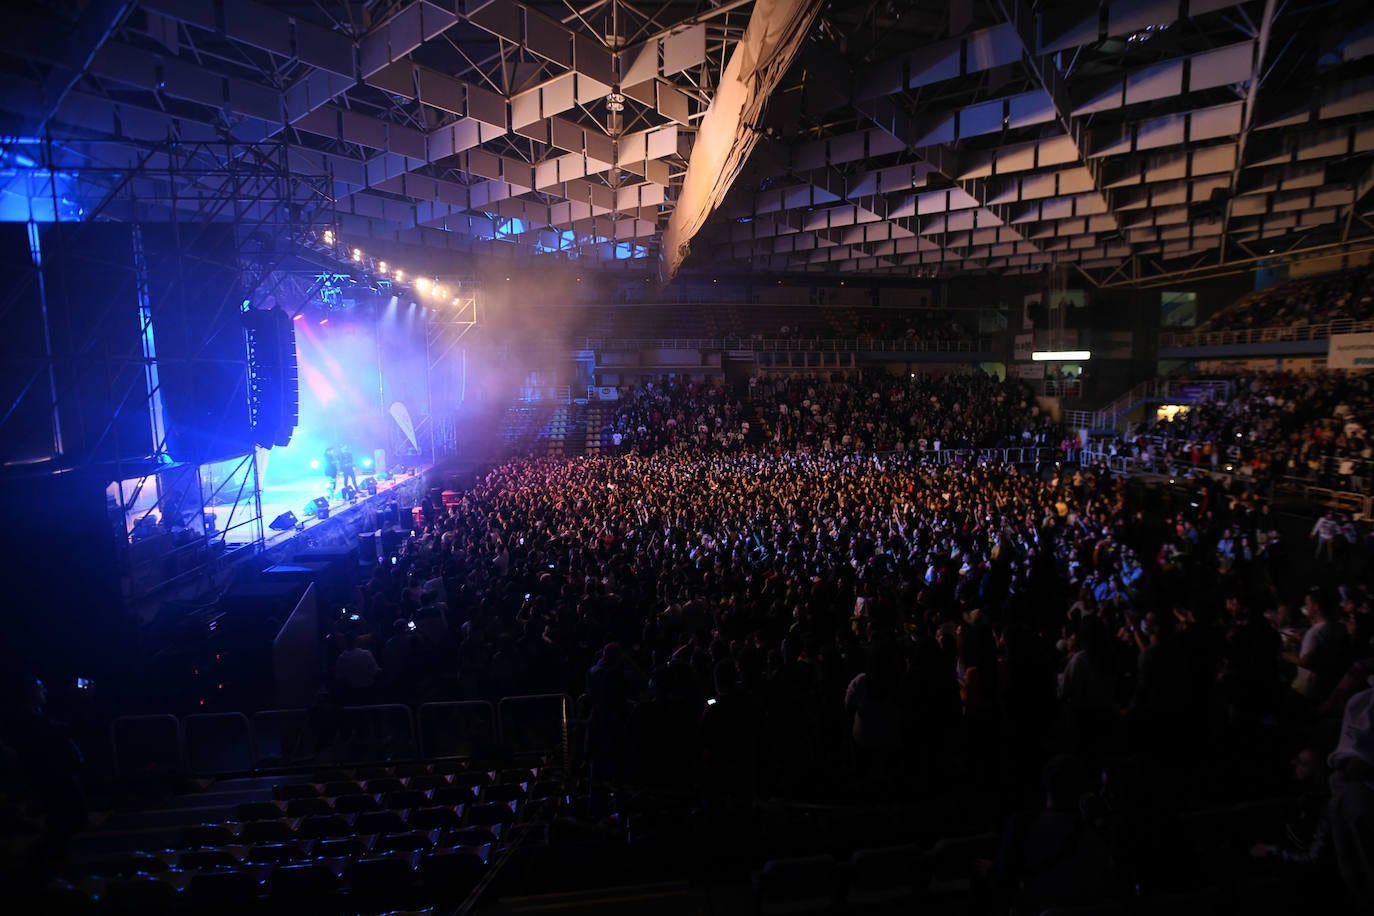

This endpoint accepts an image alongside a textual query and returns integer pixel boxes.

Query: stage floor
[258,468,431,549]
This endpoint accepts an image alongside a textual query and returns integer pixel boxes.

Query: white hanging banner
[657,0,825,282]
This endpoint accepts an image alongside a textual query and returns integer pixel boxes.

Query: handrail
[1067,378,1232,432]
[1159,317,1374,348]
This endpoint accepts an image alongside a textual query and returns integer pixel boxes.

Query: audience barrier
[110,714,181,777]
[111,696,575,777]
[417,700,497,760]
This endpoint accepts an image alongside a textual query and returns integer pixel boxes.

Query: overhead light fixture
[352,248,362,262]
[1031,350,1091,361]
[378,261,387,273]
[322,229,334,246]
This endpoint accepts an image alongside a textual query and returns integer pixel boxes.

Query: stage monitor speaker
[269,511,297,531]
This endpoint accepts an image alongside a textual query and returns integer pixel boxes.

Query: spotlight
[352,247,362,262]
[395,269,403,282]
[310,459,320,470]
[416,277,429,294]
[378,261,387,273]
[293,312,305,321]
[363,458,373,469]
[322,229,334,245]
[320,317,329,325]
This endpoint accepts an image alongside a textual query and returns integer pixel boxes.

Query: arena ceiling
[0,0,1372,287]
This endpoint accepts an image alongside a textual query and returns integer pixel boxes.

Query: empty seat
[299,814,354,839]
[96,852,170,877]
[441,826,499,848]
[333,793,383,814]
[365,777,406,795]
[421,846,487,900]
[101,876,178,915]
[176,848,241,871]
[239,819,296,844]
[929,833,999,895]
[385,789,431,810]
[185,870,261,913]
[428,761,472,776]
[315,836,374,858]
[376,830,438,852]
[846,844,927,910]
[284,797,334,818]
[243,843,311,866]
[272,783,319,802]
[182,824,236,849]
[754,855,841,915]
[465,801,515,827]
[482,783,526,804]
[322,780,366,797]
[269,862,339,902]
[354,809,408,835]
[433,785,479,806]
[393,763,431,778]
[406,774,450,791]
[449,771,491,790]
[354,765,392,780]
[408,806,463,830]
[346,855,421,911]
[527,780,564,801]
[236,801,284,821]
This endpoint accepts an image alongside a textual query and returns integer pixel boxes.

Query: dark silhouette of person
[340,446,358,492]
[323,447,339,498]
[2,676,87,867]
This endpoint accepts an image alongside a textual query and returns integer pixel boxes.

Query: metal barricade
[417,701,498,760]
[111,714,182,776]
[252,708,318,769]
[184,712,254,775]
[497,694,570,761]
[345,703,418,763]
[253,704,417,769]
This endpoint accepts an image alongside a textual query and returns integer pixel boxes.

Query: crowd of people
[1101,370,1374,493]
[6,361,1374,911]
[1197,266,1374,334]
[326,373,1373,909]
[604,372,1060,456]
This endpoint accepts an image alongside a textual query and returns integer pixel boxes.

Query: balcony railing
[583,336,991,353]
[1159,317,1374,349]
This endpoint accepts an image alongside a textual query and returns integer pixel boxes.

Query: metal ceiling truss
[0,0,1371,285]
[704,0,1374,285]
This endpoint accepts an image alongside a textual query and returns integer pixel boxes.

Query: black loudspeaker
[269,511,297,531]
[242,306,299,448]
[313,496,330,520]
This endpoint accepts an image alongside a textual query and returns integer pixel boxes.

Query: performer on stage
[324,447,339,499]
[339,445,358,493]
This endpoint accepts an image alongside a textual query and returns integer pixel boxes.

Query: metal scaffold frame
[0,130,333,607]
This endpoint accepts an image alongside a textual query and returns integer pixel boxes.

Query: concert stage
[257,465,433,558]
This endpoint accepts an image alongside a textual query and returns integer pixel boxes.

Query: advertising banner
[1328,332,1374,369]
